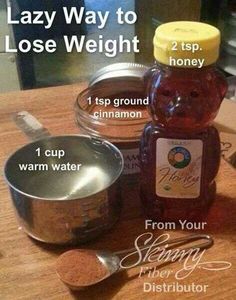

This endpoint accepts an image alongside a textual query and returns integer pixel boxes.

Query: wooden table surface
[0,84,235,300]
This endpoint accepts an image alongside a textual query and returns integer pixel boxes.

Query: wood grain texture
[0,84,235,300]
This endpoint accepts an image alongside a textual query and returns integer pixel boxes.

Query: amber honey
[140,22,228,221]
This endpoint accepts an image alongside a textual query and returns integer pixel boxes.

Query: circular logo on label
[168,147,191,169]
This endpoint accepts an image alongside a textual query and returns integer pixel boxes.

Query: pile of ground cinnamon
[56,249,108,287]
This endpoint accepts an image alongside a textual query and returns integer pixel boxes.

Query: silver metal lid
[89,63,149,86]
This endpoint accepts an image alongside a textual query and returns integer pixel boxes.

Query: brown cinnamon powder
[56,250,108,287]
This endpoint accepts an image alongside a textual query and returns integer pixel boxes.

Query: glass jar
[75,63,150,181]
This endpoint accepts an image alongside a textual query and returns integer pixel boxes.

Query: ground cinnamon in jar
[56,250,109,287]
[75,63,150,182]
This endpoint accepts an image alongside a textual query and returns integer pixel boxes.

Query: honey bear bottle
[140,22,227,221]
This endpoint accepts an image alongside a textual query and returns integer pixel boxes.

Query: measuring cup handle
[13,111,51,141]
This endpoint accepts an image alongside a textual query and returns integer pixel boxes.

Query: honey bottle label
[156,138,203,198]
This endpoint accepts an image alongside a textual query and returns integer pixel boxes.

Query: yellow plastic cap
[153,21,221,67]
